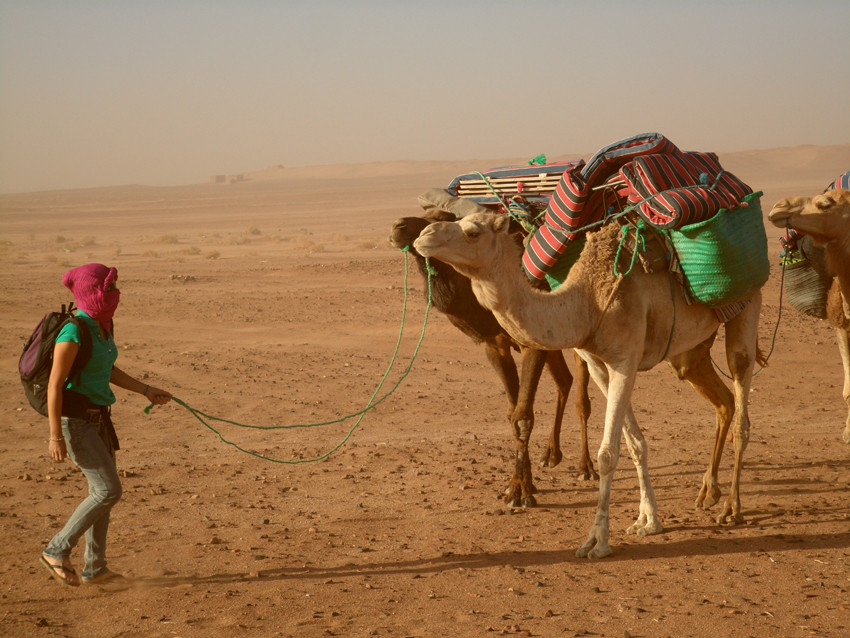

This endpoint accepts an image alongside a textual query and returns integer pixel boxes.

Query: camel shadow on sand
[131,528,850,590]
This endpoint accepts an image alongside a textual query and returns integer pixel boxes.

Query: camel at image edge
[389,209,597,508]
[414,211,764,559]
[769,188,850,444]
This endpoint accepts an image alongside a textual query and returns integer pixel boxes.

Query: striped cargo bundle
[522,132,755,282]
[523,133,678,281]
[621,151,753,229]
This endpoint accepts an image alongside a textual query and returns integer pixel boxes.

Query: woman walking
[39,263,171,586]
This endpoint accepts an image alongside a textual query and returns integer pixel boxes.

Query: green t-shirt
[55,310,117,406]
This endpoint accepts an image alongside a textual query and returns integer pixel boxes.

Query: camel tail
[756,345,768,369]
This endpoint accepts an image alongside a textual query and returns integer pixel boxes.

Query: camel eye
[816,196,833,210]
[463,225,481,239]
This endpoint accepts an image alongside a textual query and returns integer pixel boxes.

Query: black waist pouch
[62,389,120,451]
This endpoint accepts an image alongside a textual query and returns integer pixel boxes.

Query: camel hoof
[576,526,612,559]
[577,466,599,482]
[576,542,612,559]
[504,493,522,508]
[695,485,721,510]
[716,511,744,525]
[627,517,663,537]
[538,448,562,468]
[522,494,537,508]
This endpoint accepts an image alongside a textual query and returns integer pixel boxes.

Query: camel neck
[470,262,596,352]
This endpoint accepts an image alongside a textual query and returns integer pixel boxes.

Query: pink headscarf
[63,263,120,331]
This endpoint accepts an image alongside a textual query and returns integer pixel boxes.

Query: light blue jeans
[43,416,122,580]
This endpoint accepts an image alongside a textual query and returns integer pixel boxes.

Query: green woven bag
[666,191,769,307]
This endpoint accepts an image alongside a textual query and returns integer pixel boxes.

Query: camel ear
[493,214,511,233]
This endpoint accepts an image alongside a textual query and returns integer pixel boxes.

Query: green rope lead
[144,250,434,464]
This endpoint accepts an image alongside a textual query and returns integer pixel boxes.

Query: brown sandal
[39,555,80,587]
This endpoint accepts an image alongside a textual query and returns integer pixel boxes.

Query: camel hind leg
[538,350,597,479]
[572,351,597,480]
[716,293,761,524]
[667,335,734,511]
[538,350,567,469]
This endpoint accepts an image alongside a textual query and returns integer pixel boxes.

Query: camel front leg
[835,327,850,444]
[539,350,570,470]
[482,336,525,507]
[505,346,546,507]
[576,355,655,558]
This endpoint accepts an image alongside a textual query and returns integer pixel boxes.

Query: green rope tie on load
[473,171,538,234]
[144,249,434,464]
[613,220,645,278]
[527,154,547,166]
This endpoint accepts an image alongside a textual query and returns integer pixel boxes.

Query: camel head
[413,211,515,279]
[388,209,457,255]
[768,189,850,246]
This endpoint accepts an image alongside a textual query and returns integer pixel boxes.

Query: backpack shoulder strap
[66,313,93,382]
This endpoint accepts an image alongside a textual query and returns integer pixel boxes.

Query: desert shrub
[157,234,179,244]
[295,237,324,253]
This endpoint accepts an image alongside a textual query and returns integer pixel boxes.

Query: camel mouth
[767,206,792,225]
[412,234,438,256]
[387,232,407,250]
[413,225,447,255]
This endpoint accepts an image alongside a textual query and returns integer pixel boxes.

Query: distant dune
[236,143,849,190]
[0,144,846,199]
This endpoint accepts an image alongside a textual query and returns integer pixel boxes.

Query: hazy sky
[1,0,848,193]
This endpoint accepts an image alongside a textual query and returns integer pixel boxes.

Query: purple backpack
[19,302,92,416]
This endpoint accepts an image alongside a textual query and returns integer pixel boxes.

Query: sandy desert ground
[1,143,849,637]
